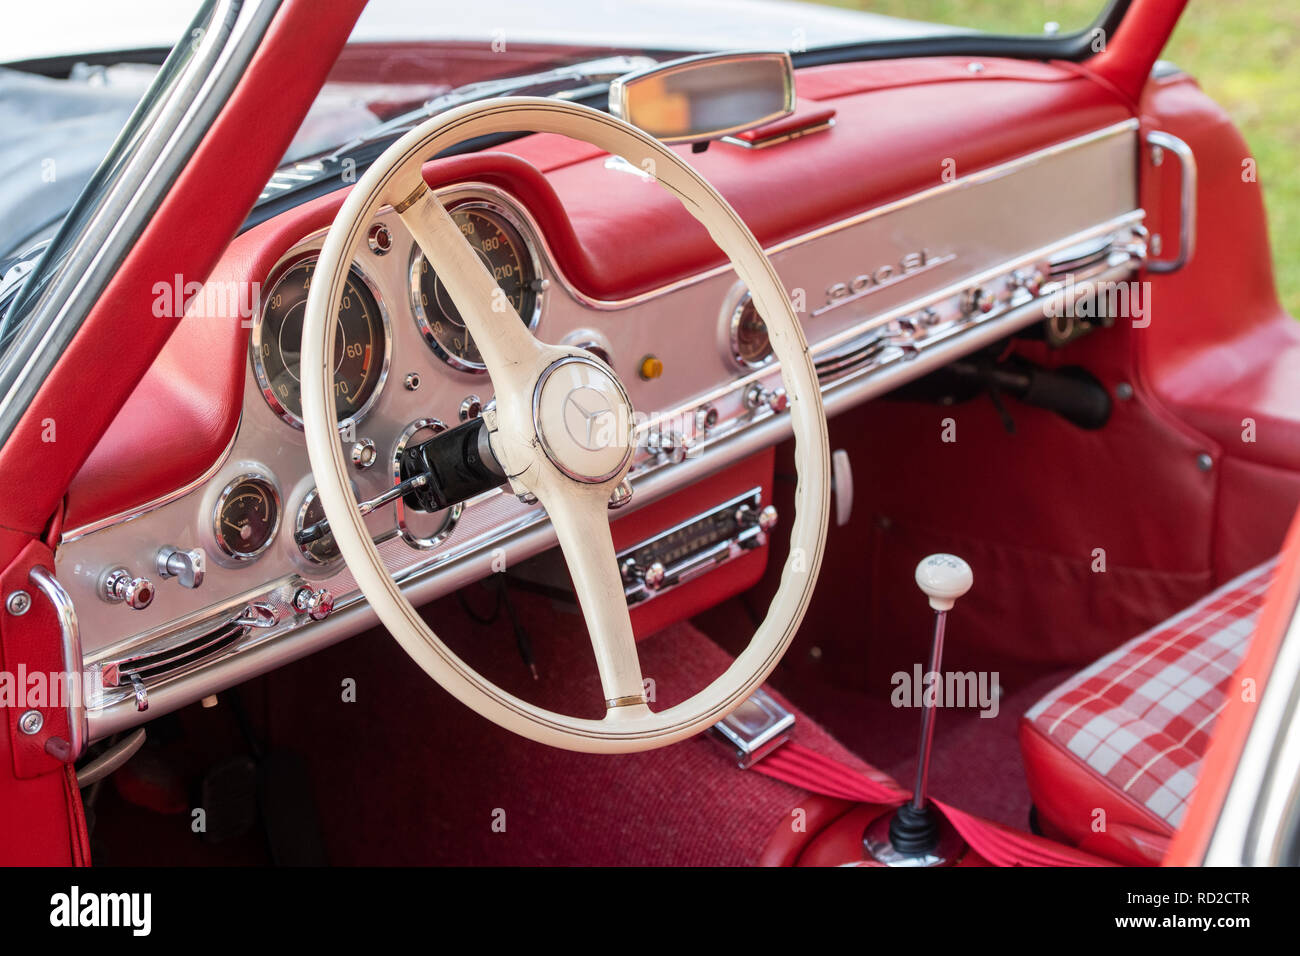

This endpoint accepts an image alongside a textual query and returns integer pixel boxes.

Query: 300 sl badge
[815,248,956,316]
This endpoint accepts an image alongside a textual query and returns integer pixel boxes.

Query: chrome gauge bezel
[728,290,775,370]
[408,196,545,374]
[211,472,282,562]
[294,486,343,569]
[391,419,463,550]
[250,251,393,432]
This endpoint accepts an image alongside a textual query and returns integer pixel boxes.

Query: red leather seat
[1019,558,1277,865]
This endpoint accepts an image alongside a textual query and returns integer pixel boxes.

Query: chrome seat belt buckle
[709,688,795,769]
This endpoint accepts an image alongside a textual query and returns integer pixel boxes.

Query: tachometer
[252,255,390,428]
[410,201,542,372]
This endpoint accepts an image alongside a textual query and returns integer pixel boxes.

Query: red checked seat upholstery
[1019,558,1278,865]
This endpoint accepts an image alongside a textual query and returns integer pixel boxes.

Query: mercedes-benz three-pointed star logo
[562,385,618,451]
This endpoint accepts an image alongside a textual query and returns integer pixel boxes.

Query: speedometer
[252,255,390,429]
[409,201,542,372]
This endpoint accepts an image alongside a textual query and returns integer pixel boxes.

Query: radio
[617,488,776,605]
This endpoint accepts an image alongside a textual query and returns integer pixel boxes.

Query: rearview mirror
[609,51,795,144]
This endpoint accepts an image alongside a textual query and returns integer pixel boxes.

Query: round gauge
[731,294,773,368]
[295,488,340,567]
[410,202,542,372]
[213,475,280,560]
[252,256,390,428]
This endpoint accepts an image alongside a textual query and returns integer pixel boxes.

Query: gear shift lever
[864,553,973,866]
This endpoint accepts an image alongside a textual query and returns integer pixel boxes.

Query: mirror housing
[609,51,795,144]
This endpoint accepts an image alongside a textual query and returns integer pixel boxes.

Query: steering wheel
[301,97,829,752]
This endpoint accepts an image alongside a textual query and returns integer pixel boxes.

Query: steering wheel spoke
[535,482,648,715]
[397,182,544,374]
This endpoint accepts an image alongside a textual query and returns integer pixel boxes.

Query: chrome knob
[961,287,995,316]
[350,438,378,469]
[744,384,788,414]
[607,479,634,511]
[293,586,334,621]
[657,429,689,464]
[736,503,778,548]
[695,405,719,437]
[643,561,667,591]
[156,546,205,589]
[621,558,666,592]
[100,567,155,610]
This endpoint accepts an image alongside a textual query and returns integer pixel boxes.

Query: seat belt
[751,743,1115,867]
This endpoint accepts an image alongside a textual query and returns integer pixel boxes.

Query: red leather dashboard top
[64,57,1133,530]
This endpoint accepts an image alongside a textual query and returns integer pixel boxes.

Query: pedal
[710,688,795,768]
[198,755,258,844]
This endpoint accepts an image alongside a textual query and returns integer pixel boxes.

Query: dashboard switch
[157,546,206,589]
[293,586,335,621]
[100,567,155,610]
[744,384,788,414]
[350,439,378,470]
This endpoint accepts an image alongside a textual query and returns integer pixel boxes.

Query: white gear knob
[915,553,973,612]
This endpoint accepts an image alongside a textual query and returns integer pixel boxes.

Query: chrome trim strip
[0,0,283,447]
[1145,130,1197,274]
[29,565,86,760]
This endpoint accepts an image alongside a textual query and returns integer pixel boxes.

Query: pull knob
[736,503,778,549]
[607,479,634,511]
[621,558,666,592]
[157,546,205,589]
[914,553,973,612]
[744,384,788,413]
[293,586,334,621]
[642,561,667,591]
[652,428,690,464]
[100,567,155,610]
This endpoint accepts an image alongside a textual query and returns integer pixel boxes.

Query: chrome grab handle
[28,565,86,761]
[1145,130,1197,274]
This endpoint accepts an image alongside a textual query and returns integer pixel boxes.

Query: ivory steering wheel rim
[301,97,830,753]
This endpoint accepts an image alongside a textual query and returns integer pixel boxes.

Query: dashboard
[53,71,1149,742]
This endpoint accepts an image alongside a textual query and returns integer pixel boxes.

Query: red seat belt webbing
[752,743,1114,867]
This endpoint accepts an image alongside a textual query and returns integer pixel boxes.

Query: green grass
[810,2,1300,316]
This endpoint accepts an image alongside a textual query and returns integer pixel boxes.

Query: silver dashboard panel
[58,120,1141,737]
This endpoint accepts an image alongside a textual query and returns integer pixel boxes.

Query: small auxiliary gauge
[295,488,341,566]
[213,474,281,560]
[730,293,773,368]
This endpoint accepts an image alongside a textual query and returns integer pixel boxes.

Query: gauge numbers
[252,256,389,428]
[410,202,541,372]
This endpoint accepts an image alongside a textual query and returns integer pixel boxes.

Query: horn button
[532,356,635,483]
